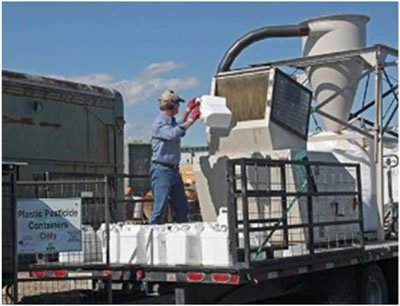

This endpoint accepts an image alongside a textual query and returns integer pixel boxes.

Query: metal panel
[270,69,312,139]
[128,143,152,196]
[2,70,124,200]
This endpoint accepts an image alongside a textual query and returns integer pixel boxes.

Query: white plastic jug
[200,95,232,129]
[96,223,107,263]
[119,224,144,264]
[138,225,153,264]
[238,223,268,261]
[166,223,203,266]
[217,207,228,225]
[186,223,204,265]
[82,225,98,262]
[283,243,308,257]
[166,224,189,265]
[104,223,121,264]
[151,225,169,265]
[200,223,231,266]
[59,249,83,264]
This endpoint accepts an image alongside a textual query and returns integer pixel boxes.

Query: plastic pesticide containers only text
[199,95,232,129]
[200,223,231,266]
[166,223,203,266]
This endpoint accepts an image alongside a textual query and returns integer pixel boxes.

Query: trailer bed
[26,240,397,286]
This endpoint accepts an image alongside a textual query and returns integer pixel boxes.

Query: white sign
[17,198,82,254]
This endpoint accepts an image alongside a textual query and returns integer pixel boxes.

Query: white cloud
[48,73,114,86]
[112,76,198,105]
[71,73,114,85]
[52,60,199,106]
[124,122,152,143]
[139,60,181,79]
[50,61,200,143]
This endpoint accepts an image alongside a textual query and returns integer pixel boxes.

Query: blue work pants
[149,164,188,224]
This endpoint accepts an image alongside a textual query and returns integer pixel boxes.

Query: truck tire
[358,264,388,304]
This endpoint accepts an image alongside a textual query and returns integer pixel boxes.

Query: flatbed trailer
[25,158,398,304]
[26,240,397,303]
[135,240,398,303]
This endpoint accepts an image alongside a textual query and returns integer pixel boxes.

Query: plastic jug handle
[219,207,228,213]
[220,224,228,231]
[171,226,180,233]
[182,224,191,231]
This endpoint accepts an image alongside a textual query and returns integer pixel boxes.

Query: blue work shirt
[151,112,186,166]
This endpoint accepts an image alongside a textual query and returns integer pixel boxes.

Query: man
[150,89,201,224]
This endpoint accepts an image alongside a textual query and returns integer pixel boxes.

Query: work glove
[189,106,201,121]
[187,97,201,111]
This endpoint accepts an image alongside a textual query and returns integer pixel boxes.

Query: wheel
[358,264,388,304]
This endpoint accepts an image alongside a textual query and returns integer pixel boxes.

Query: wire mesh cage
[1,175,116,304]
[227,158,364,267]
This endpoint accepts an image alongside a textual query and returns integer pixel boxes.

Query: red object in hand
[187,98,199,110]
[190,106,201,121]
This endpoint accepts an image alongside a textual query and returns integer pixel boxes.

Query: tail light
[186,272,205,282]
[211,273,231,283]
[136,269,144,279]
[30,270,47,278]
[53,270,67,278]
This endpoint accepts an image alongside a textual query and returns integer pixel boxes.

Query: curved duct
[217,25,310,73]
[217,15,370,133]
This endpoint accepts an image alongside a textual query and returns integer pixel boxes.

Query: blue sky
[3,2,398,146]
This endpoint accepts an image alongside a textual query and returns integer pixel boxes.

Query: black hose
[217,25,310,73]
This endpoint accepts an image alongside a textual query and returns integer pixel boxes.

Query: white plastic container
[59,225,98,263]
[200,95,232,129]
[119,224,145,264]
[96,223,107,262]
[283,244,308,257]
[166,225,188,265]
[82,225,100,262]
[151,225,169,265]
[217,207,228,225]
[186,223,204,265]
[166,223,203,265]
[200,223,231,266]
[98,223,122,264]
[138,225,153,264]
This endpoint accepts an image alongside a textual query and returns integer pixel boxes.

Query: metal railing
[227,158,364,268]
